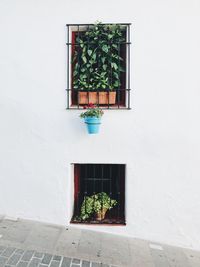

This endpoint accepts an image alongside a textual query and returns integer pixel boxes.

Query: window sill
[70,217,126,225]
[67,105,131,110]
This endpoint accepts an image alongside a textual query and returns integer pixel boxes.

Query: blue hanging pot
[84,116,101,134]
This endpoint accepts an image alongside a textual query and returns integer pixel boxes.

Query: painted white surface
[0,0,200,250]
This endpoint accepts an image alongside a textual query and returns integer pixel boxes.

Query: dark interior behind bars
[71,164,126,224]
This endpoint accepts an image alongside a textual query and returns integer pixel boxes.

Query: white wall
[0,0,200,250]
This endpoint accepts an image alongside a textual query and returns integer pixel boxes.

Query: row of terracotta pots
[78,91,116,105]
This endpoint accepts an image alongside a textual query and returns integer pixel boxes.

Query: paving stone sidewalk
[0,246,114,267]
[1,216,200,267]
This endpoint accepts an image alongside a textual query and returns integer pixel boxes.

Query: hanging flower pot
[80,103,104,134]
[84,116,101,134]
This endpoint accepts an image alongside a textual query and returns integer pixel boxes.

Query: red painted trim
[74,164,80,213]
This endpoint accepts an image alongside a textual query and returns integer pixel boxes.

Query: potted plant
[80,192,117,221]
[80,103,104,134]
[73,22,125,105]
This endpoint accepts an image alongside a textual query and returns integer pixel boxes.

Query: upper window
[66,23,131,109]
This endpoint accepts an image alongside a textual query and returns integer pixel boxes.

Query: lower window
[71,164,126,225]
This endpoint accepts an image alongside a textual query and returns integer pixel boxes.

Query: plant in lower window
[73,22,126,105]
[80,103,104,134]
[79,192,117,221]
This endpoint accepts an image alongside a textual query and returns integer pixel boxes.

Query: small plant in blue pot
[80,103,104,134]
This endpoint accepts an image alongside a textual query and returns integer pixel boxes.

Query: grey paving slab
[0,220,33,243]
[91,263,101,267]
[72,258,80,264]
[49,260,60,267]
[98,264,109,267]
[52,255,61,261]
[81,261,90,267]
[163,245,190,267]
[0,240,22,250]
[60,257,71,267]
[2,247,16,257]
[39,265,48,267]
[184,249,200,267]
[129,239,155,267]
[0,256,8,267]
[29,258,41,267]
[150,248,170,267]
[21,250,34,261]
[17,261,29,267]
[24,224,62,252]
[78,230,102,256]
[7,253,22,265]
[0,247,6,253]
[34,252,44,259]
[100,234,130,266]
[15,249,24,255]
[41,254,52,265]
[55,228,81,257]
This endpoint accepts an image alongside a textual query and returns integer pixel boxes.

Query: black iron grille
[66,23,131,109]
[71,164,126,225]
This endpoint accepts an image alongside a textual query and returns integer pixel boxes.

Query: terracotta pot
[95,208,108,221]
[78,91,116,105]
[78,92,97,105]
[99,92,116,104]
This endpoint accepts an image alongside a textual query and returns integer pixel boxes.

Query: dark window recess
[71,164,126,225]
[66,23,131,109]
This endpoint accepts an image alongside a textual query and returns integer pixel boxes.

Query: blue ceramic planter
[84,116,101,134]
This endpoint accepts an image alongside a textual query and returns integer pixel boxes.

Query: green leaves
[103,64,107,70]
[79,192,117,221]
[87,49,92,56]
[102,44,109,53]
[113,80,120,87]
[72,23,125,91]
[92,53,96,61]
[111,62,118,70]
[101,57,106,64]
[112,44,118,49]
[73,70,78,77]
[82,55,87,63]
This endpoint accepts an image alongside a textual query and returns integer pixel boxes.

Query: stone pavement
[0,216,200,267]
[0,246,112,267]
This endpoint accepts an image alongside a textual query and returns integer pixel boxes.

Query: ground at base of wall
[0,216,200,267]
[0,246,115,267]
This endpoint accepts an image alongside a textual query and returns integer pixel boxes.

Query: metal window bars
[71,164,126,225]
[66,23,131,110]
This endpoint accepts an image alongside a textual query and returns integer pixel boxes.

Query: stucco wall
[0,0,200,250]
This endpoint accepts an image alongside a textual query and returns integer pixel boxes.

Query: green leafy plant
[79,192,117,221]
[73,22,126,91]
[80,103,104,118]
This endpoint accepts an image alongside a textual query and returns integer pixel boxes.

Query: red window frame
[71,164,126,225]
